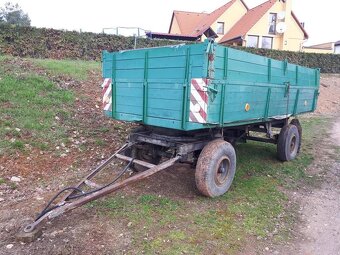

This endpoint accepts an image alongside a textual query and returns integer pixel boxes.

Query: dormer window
[217,22,225,34]
[269,13,277,34]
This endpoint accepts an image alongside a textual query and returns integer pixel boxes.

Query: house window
[269,13,277,34]
[262,36,273,49]
[246,35,259,48]
[216,22,225,34]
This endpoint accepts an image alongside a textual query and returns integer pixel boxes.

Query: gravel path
[297,119,340,255]
[276,117,340,255]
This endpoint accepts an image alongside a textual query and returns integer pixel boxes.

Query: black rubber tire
[290,119,302,153]
[195,139,236,198]
[277,124,300,161]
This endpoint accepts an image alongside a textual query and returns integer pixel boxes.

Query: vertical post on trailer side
[219,47,229,126]
[312,69,321,111]
[293,89,300,115]
[111,54,117,118]
[181,48,191,130]
[264,88,271,120]
[223,47,229,79]
[143,51,149,123]
[268,59,272,82]
[219,82,226,126]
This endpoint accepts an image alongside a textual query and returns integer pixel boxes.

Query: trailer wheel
[277,124,300,161]
[195,139,236,198]
[290,119,302,153]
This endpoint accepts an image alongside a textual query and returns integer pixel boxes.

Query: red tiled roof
[169,0,248,36]
[219,0,276,43]
[220,0,309,43]
[191,0,238,36]
[168,11,208,34]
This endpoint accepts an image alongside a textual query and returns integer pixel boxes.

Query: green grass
[91,194,179,227]
[93,180,285,254]
[0,178,5,185]
[0,58,75,153]
[31,58,100,80]
[87,116,331,254]
[0,55,8,61]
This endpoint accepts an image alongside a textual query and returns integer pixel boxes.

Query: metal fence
[102,27,149,38]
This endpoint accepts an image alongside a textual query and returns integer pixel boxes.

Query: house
[303,41,340,54]
[147,0,308,52]
[303,42,335,54]
[336,41,340,54]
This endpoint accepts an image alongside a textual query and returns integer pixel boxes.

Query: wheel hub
[290,135,297,153]
[215,156,230,186]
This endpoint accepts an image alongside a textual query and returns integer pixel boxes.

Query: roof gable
[220,0,309,43]
[304,42,333,50]
[169,0,248,37]
[192,0,242,36]
[169,11,208,34]
[291,11,308,39]
[219,0,276,43]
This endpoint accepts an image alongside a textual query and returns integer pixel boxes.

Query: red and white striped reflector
[101,78,112,111]
[189,78,209,124]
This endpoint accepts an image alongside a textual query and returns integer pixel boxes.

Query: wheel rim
[289,135,297,154]
[214,156,230,186]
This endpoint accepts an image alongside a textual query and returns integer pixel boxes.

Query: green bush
[0,24,183,61]
[231,46,340,73]
[1,24,339,73]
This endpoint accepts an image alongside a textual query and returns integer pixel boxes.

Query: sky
[0,0,339,46]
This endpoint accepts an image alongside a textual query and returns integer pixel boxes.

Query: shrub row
[1,24,339,73]
[0,24,182,61]
[234,47,340,73]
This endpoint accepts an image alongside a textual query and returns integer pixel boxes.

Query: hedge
[233,46,340,73]
[0,24,183,61]
[1,24,339,73]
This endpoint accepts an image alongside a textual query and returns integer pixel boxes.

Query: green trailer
[102,39,319,131]
[99,39,320,197]
[21,40,320,239]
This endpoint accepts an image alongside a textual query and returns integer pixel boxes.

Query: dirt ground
[308,74,340,255]
[271,74,340,255]
[0,72,339,255]
[272,117,340,255]
[315,74,340,115]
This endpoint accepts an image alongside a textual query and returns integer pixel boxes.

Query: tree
[0,2,31,26]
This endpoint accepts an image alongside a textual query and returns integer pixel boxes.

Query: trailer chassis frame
[20,118,289,241]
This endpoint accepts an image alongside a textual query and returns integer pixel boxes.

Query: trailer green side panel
[101,40,320,131]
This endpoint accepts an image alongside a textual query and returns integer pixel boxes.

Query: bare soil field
[316,74,340,115]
